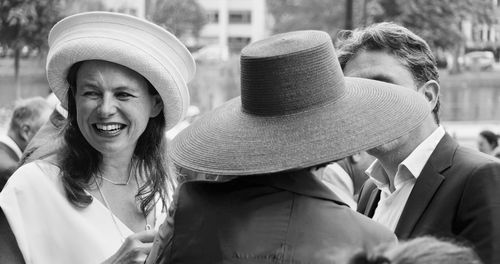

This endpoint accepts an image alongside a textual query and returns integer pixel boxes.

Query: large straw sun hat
[169,30,431,175]
[46,11,196,130]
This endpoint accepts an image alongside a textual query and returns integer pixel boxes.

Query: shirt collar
[0,135,22,159]
[236,170,348,206]
[366,126,445,192]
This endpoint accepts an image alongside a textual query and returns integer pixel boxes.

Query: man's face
[343,50,418,155]
[343,50,417,89]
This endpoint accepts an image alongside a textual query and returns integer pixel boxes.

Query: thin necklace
[95,179,126,242]
[94,178,153,243]
[101,173,132,185]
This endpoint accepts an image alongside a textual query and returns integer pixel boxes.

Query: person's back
[159,171,395,264]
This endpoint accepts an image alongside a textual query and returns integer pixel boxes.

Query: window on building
[207,10,219,24]
[229,11,252,24]
[228,37,251,52]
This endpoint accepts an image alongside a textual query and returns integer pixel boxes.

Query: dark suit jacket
[0,141,20,190]
[147,170,396,264]
[357,134,500,264]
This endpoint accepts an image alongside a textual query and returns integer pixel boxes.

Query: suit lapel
[394,134,457,238]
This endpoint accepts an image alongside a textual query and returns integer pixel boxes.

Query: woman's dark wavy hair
[59,61,174,214]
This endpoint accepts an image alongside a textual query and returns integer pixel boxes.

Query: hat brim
[169,77,430,175]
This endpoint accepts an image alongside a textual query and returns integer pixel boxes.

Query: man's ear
[417,80,440,111]
[19,124,31,142]
[150,94,163,118]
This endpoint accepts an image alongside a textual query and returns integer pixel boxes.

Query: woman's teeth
[96,124,123,132]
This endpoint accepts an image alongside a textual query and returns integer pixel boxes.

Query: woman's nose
[97,94,117,116]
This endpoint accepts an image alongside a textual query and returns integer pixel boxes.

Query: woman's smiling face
[74,60,163,157]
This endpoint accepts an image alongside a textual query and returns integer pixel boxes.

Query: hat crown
[240,30,345,116]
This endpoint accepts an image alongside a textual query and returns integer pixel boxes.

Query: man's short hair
[336,22,440,123]
[9,97,51,132]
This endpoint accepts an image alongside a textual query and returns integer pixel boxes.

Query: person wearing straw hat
[337,22,500,264]
[145,30,432,264]
[0,11,195,264]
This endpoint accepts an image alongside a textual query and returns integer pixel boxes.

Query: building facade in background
[197,0,271,55]
[61,0,145,17]
[461,0,500,58]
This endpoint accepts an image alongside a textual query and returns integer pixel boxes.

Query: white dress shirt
[366,126,445,231]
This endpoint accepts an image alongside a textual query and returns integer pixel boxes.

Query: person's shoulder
[457,144,498,160]
[451,145,500,170]
[5,160,60,190]
[342,206,396,241]
[178,178,247,198]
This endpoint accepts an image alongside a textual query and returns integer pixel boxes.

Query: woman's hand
[102,230,156,264]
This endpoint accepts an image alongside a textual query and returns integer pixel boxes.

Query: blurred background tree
[0,0,62,98]
[149,0,207,46]
[371,0,496,73]
[269,0,496,73]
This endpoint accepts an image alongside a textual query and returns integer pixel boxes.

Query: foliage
[0,0,62,53]
[149,0,207,39]
[268,0,391,36]
[0,0,62,97]
[371,0,496,51]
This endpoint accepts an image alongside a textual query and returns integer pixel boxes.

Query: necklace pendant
[145,224,152,230]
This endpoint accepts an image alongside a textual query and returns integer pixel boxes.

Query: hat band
[240,41,345,116]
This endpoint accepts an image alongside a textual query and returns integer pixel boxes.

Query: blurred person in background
[346,236,483,264]
[19,93,67,165]
[0,96,51,190]
[477,130,500,158]
[0,11,195,264]
[337,22,500,264]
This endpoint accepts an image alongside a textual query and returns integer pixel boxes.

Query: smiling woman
[0,11,195,264]
[71,60,163,158]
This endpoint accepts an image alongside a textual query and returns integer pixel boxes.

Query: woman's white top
[0,160,166,264]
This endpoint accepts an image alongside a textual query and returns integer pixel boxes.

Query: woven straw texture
[46,12,195,130]
[169,30,431,175]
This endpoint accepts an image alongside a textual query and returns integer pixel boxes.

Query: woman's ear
[150,94,163,118]
[418,80,440,111]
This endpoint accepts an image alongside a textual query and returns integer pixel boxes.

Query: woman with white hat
[0,11,195,264]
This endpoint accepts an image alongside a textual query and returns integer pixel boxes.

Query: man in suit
[146,30,432,264]
[0,97,51,190]
[336,22,500,264]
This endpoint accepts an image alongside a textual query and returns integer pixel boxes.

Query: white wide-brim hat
[46,11,196,130]
[169,30,431,176]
